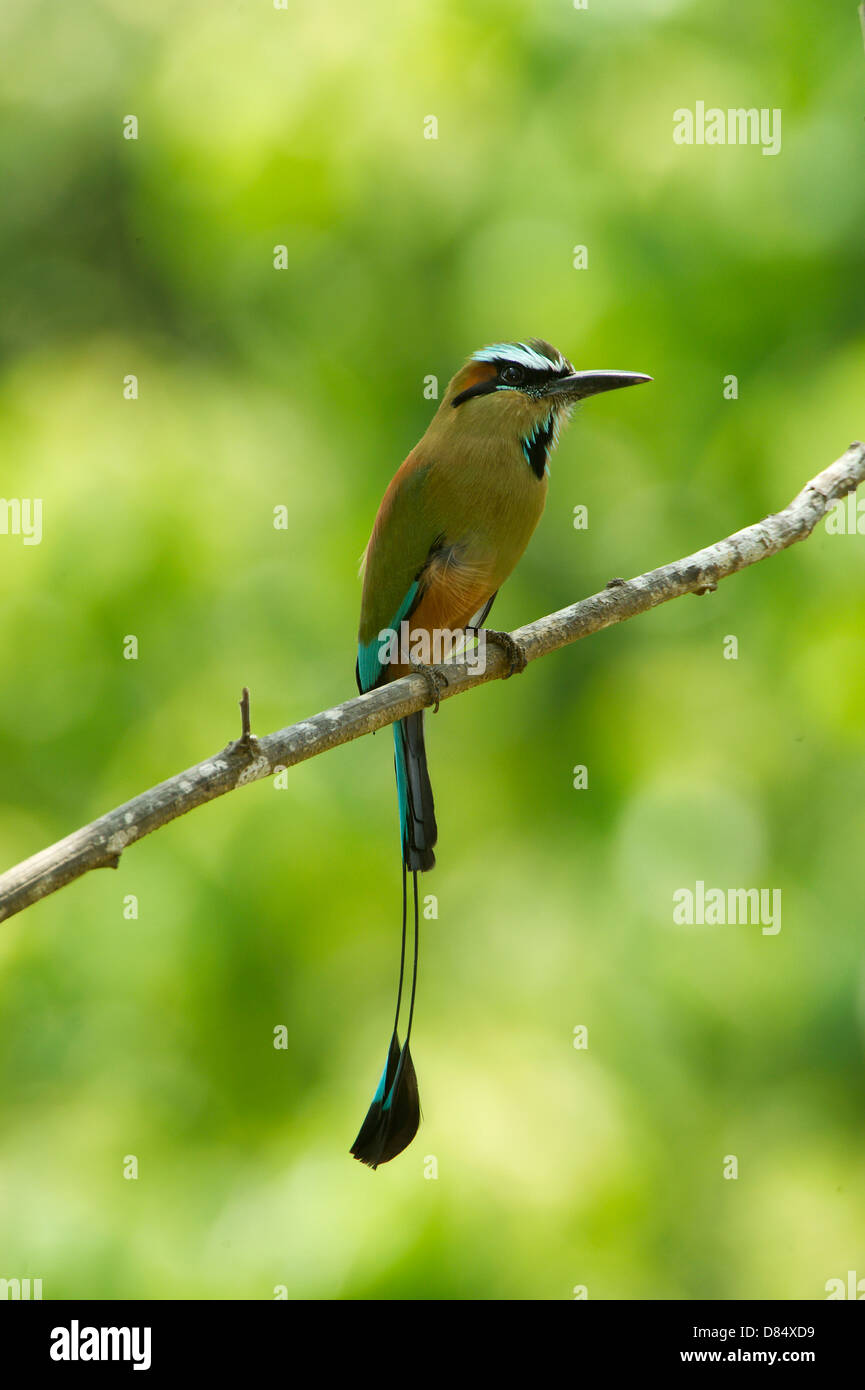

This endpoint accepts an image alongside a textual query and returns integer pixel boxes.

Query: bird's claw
[482,629,528,678]
[409,660,449,714]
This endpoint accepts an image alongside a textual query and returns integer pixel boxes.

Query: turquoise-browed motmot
[351,340,651,1168]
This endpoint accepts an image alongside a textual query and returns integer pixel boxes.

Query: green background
[0,0,863,1300]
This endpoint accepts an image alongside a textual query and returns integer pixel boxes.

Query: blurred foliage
[0,0,864,1300]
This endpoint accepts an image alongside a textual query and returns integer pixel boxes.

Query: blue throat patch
[521,412,557,480]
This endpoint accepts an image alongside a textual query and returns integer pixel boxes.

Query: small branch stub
[230,685,257,752]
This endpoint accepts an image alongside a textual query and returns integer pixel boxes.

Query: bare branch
[1,440,862,926]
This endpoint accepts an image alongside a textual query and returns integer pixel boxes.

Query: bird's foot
[481,629,528,678]
[409,660,449,714]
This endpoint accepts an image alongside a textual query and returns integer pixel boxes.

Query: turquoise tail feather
[351,865,422,1169]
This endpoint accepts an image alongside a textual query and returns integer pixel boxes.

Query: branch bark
[1,440,863,925]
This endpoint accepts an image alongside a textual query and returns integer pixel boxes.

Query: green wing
[357,459,442,693]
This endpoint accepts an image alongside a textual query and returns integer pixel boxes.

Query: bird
[350,339,651,1168]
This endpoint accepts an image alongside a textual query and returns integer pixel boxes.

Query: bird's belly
[409,565,493,640]
[395,469,546,667]
[451,462,548,587]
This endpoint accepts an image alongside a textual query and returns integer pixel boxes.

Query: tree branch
[1,440,863,925]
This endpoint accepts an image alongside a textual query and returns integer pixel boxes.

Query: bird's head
[441,339,651,478]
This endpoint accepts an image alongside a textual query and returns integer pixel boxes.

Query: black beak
[544,370,653,403]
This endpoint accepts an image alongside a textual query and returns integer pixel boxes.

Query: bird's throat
[521,411,559,480]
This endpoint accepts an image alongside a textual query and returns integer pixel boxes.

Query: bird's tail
[393,712,437,872]
[350,715,435,1168]
[350,865,422,1168]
